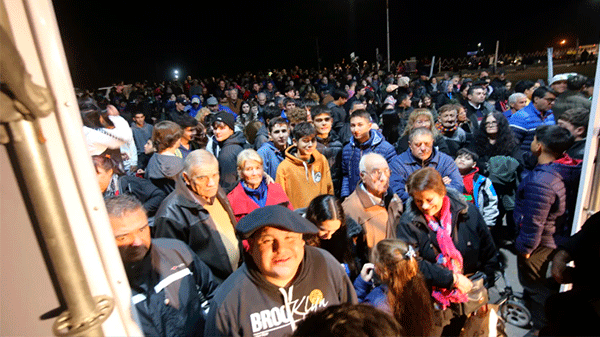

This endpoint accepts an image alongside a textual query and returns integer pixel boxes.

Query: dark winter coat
[513,163,566,256]
[316,132,344,197]
[549,155,582,245]
[396,189,498,289]
[217,131,246,194]
[127,239,219,337]
[118,175,167,216]
[154,176,242,283]
[389,147,464,202]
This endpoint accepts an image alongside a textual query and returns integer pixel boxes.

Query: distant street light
[173,69,179,80]
[560,39,567,45]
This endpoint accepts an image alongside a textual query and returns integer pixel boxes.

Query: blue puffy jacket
[389,147,464,202]
[509,102,556,153]
[257,141,286,180]
[341,129,397,197]
[514,163,566,255]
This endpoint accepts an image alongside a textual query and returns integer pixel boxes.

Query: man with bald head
[154,149,242,282]
[342,153,403,250]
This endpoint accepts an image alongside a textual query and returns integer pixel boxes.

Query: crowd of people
[80,62,597,336]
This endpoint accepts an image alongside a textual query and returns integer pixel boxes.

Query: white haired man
[154,149,242,283]
[342,152,403,250]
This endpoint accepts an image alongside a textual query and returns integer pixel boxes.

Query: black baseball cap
[236,205,319,239]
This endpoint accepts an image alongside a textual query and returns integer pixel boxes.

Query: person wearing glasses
[343,153,403,251]
[469,111,524,247]
[154,150,242,283]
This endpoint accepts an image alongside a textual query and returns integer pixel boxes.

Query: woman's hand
[360,263,375,283]
[453,273,473,293]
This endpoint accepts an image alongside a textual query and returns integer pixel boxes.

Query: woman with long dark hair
[471,111,523,173]
[470,111,523,246]
[303,194,366,280]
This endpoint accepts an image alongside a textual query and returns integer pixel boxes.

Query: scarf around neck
[242,179,268,208]
[435,122,458,134]
[424,195,468,308]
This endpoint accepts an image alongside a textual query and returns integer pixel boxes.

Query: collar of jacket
[354,182,393,209]
[350,129,381,149]
[173,174,234,221]
[407,146,440,167]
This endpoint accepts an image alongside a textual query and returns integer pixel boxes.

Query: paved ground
[489,247,529,337]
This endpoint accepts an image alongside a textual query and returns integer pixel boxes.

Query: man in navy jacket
[389,127,463,202]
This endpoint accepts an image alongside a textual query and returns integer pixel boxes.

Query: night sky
[51,0,600,89]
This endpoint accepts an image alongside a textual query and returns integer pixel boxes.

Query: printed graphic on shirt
[249,286,328,336]
[313,171,322,183]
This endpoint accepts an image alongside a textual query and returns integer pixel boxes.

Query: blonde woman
[226,149,292,221]
[394,108,450,155]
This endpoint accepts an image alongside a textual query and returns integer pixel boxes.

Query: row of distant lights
[169,40,569,79]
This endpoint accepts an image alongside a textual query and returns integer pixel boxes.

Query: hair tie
[404,245,416,260]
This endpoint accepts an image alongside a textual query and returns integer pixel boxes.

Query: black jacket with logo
[127,239,219,337]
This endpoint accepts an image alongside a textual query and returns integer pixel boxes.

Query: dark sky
[52,0,600,89]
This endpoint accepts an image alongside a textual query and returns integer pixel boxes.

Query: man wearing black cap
[212,111,246,193]
[167,96,189,122]
[204,205,358,337]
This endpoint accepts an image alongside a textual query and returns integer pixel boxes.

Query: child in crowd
[144,120,184,195]
[514,125,574,333]
[275,122,334,208]
[455,148,499,227]
[341,109,396,198]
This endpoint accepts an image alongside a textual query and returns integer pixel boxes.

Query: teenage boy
[257,117,290,179]
[275,122,334,209]
[312,105,344,197]
[131,111,153,170]
[341,110,396,198]
[177,115,201,158]
[556,107,590,160]
[455,148,499,228]
[514,125,574,333]
[212,112,246,194]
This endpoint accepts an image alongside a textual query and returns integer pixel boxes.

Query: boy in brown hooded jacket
[276,122,334,208]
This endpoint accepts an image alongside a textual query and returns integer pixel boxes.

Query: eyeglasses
[364,168,391,180]
[542,96,556,103]
[314,117,332,123]
[485,121,498,126]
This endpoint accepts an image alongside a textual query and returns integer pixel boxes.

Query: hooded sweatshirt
[217,131,246,194]
[275,145,334,209]
[145,153,184,195]
[204,246,358,337]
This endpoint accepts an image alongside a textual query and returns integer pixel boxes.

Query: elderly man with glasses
[342,152,403,250]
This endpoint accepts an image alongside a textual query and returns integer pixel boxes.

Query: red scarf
[424,196,468,308]
[461,167,479,203]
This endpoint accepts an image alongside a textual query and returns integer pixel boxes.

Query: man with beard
[105,195,218,337]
